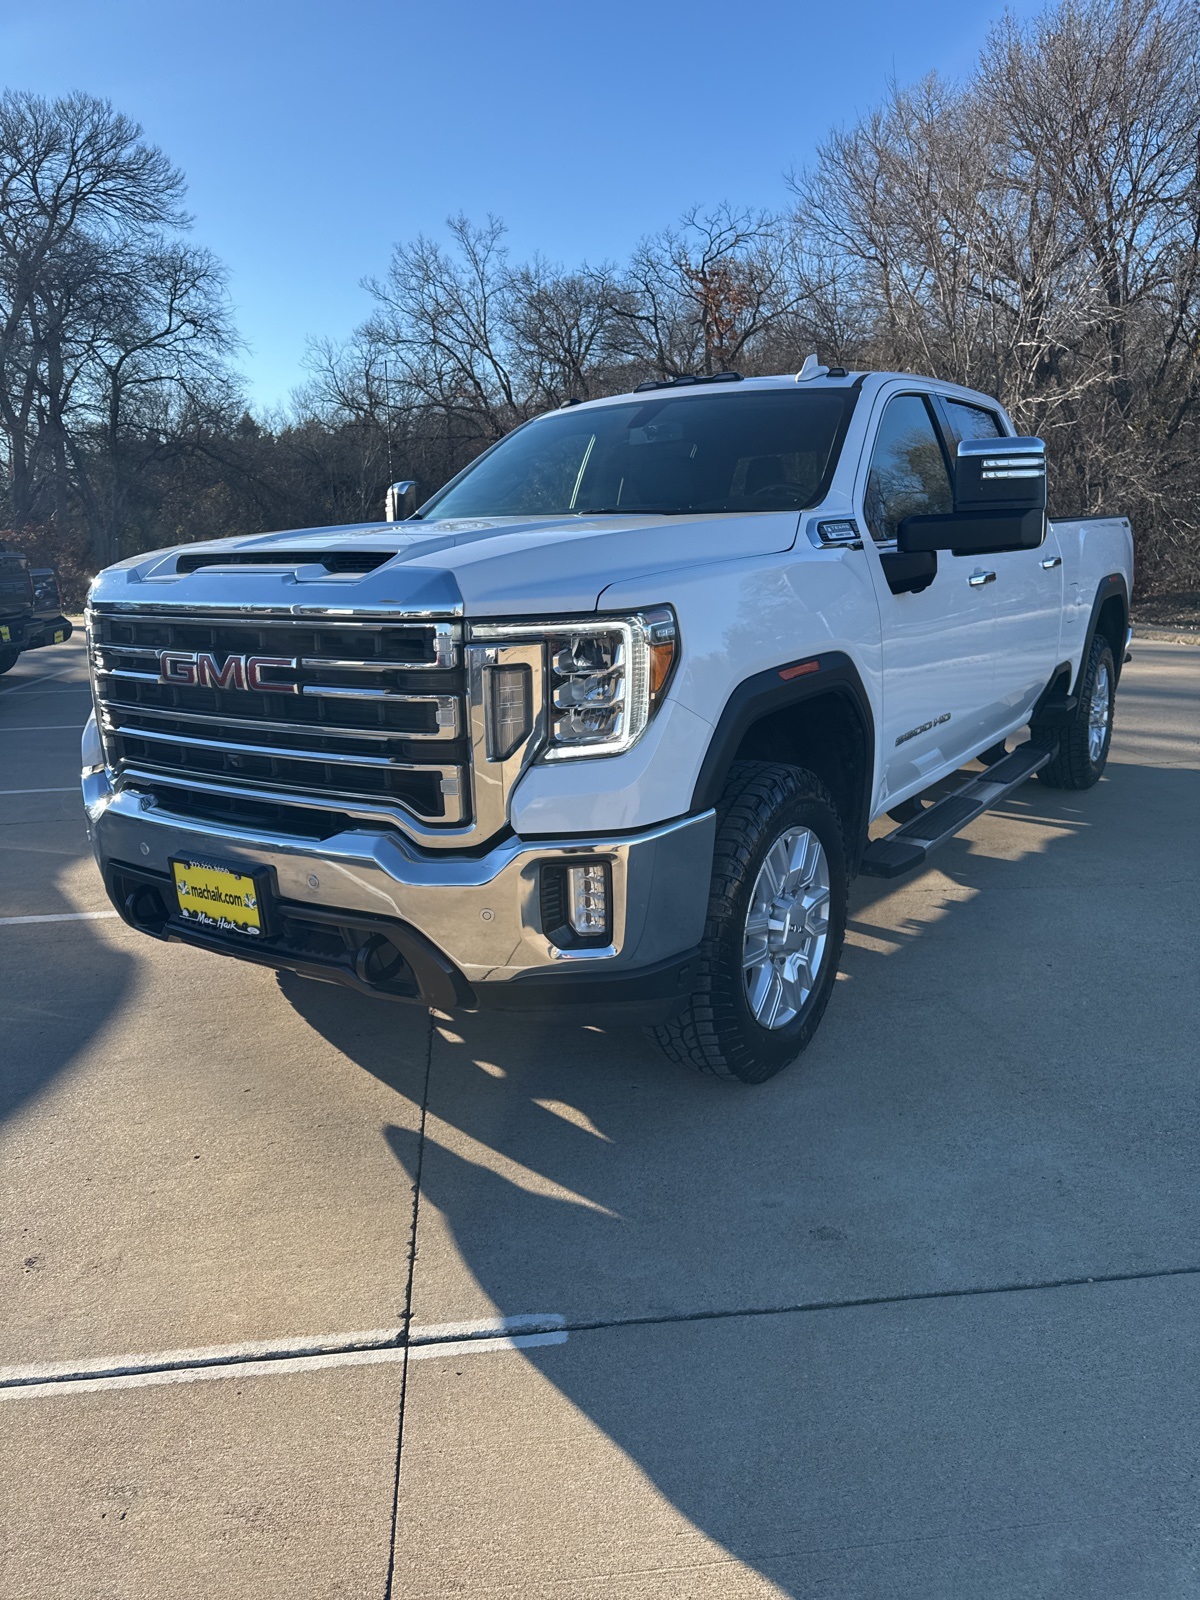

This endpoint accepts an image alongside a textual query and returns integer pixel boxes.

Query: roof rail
[633,370,744,393]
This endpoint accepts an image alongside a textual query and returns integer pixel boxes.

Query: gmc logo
[157,651,299,693]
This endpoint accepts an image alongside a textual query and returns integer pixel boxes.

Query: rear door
[857,391,1000,804]
[934,396,1061,723]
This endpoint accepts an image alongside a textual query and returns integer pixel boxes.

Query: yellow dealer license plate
[170,858,265,938]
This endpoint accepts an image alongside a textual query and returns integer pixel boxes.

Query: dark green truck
[0,543,72,674]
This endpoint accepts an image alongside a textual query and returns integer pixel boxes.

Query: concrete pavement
[1,636,1198,1597]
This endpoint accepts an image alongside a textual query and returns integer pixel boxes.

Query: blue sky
[6,0,1042,410]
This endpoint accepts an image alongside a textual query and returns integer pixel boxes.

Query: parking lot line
[1,690,93,698]
[2,1334,570,1399]
[0,725,86,733]
[0,1315,569,1400]
[0,787,81,795]
[0,911,119,925]
[0,666,81,695]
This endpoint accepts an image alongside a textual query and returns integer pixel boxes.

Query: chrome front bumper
[83,765,715,1000]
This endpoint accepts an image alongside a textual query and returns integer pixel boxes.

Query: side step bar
[859,741,1052,879]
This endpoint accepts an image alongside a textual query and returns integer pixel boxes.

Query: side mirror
[955,436,1046,513]
[385,480,419,522]
[898,436,1046,556]
[30,567,62,610]
[880,549,937,596]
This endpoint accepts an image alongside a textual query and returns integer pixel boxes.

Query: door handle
[968,570,997,587]
[1041,555,1062,569]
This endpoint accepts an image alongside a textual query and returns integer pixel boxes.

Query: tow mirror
[898,436,1047,556]
[385,480,419,522]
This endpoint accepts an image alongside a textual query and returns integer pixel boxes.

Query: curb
[1131,625,1200,646]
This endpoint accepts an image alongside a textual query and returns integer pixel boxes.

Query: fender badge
[896,712,951,746]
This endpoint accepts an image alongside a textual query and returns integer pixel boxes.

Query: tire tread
[1034,633,1115,790]
[651,761,845,1082]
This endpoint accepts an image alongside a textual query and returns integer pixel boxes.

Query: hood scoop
[175,549,392,576]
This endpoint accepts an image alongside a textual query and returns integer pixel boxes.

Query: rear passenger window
[863,395,952,544]
[943,400,1005,441]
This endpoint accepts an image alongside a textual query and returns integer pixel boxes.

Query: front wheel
[0,647,19,675]
[650,762,847,1083]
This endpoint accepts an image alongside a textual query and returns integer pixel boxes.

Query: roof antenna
[795,354,829,383]
[382,359,395,482]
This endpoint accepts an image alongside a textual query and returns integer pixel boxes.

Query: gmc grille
[88,608,469,827]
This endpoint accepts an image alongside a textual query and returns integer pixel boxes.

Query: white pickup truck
[81,363,1133,1082]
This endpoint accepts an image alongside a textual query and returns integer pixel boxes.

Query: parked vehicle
[0,544,73,674]
[81,364,1133,1081]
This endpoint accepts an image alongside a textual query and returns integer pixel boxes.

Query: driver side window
[863,395,952,544]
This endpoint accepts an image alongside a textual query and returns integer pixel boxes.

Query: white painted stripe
[0,1327,405,1386]
[0,1332,568,1399]
[0,787,79,795]
[0,1315,568,1399]
[409,1331,567,1361]
[0,911,119,926]
[0,725,86,732]
[408,1314,566,1344]
[6,1353,404,1400]
[0,667,78,695]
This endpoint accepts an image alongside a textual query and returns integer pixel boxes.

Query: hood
[90,511,800,616]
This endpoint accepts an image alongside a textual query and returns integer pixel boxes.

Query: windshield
[416,388,857,520]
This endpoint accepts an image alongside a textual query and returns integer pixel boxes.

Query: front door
[858,391,1000,805]
[934,395,1061,725]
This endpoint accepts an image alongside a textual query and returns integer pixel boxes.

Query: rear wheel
[650,761,847,1083]
[1034,633,1115,789]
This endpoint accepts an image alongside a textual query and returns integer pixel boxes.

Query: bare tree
[364,215,531,447]
[8,3,1199,603]
[68,241,237,565]
[0,91,188,532]
[508,258,623,402]
[0,90,243,571]
[610,204,802,376]
[790,0,1200,585]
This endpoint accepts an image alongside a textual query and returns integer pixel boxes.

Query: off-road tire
[0,647,19,675]
[1034,633,1116,790]
[650,761,847,1084]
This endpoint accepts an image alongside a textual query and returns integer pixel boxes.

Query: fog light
[567,862,609,938]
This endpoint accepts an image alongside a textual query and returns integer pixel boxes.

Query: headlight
[544,607,676,759]
[471,607,677,760]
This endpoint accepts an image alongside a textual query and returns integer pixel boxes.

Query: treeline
[2,0,1199,604]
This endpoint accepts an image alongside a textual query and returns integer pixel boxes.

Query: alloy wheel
[1088,660,1112,764]
[742,826,831,1030]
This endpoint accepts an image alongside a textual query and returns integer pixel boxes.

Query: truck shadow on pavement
[280,760,1200,1594]
[0,650,130,1130]
[1,925,135,1127]
[0,865,136,1130]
